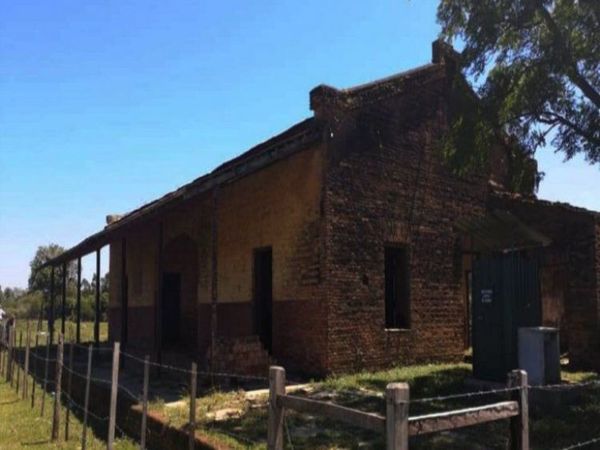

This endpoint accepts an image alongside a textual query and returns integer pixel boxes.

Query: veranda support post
[386,383,409,450]
[61,262,66,336]
[50,266,55,345]
[76,257,82,344]
[94,249,101,346]
[509,369,529,450]
[267,366,285,450]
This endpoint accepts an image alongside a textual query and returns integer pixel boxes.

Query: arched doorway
[161,234,198,350]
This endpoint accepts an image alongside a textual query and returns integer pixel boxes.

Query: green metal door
[472,251,541,381]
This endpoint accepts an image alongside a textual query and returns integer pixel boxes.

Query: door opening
[161,272,181,347]
[253,248,273,353]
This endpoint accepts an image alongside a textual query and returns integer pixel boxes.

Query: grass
[13,320,109,344]
[0,378,135,449]
[145,363,600,450]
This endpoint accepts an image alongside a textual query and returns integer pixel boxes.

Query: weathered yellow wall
[108,142,325,365]
[215,143,325,304]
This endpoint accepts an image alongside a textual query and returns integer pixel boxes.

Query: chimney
[309,84,341,119]
[106,214,123,226]
[432,39,461,65]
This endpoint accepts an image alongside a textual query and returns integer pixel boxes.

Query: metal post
[95,249,101,346]
[50,266,55,345]
[140,355,150,450]
[51,334,64,441]
[65,340,74,440]
[386,383,409,450]
[121,238,128,346]
[189,362,197,450]
[76,257,82,344]
[509,369,529,450]
[108,342,120,449]
[267,366,285,450]
[81,344,93,450]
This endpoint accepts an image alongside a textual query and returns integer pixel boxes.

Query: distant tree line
[0,244,109,322]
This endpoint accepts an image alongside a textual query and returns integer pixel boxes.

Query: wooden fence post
[189,362,198,450]
[0,324,3,378]
[41,333,50,416]
[31,331,40,408]
[11,328,17,385]
[140,355,150,450]
[8,328,14,384]
[23,326,31,399]
[65,340,74,440]
[7,328,11,383]
[51,334,64,441]
[108,342,121,449]
[508,370,529,450]
[386,383,409,450]
[16,331,22,394]
[267,366,285,450]
[81,344,93,450]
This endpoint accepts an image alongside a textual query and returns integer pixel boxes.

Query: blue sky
[1,0,598,288]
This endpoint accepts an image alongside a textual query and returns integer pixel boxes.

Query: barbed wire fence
[0,320,268,449]
[1,319,600,450]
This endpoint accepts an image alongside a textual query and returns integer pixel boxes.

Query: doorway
[253,248,273,353]
[472,251,541,381]
[161,272,181,347]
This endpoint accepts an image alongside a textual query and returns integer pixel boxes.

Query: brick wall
[316,66,490,373]
[491,193,600,370]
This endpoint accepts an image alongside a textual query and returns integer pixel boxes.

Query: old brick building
[45,41,600,376]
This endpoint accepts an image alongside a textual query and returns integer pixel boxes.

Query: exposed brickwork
[490,193,600,370]
[212,335,274,376]
[317,63,490,373]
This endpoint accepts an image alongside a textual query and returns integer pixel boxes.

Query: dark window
[385,246,410,329]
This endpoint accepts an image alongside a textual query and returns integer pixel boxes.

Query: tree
[28,244,77,296]
[437,0,600,178]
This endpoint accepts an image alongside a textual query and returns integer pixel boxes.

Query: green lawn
[0,378,135,449]
[147,363,600,450]
[13,320,109,345]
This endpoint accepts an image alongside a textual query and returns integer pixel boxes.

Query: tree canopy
[437,0,600,178]
[28,244,76,296]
